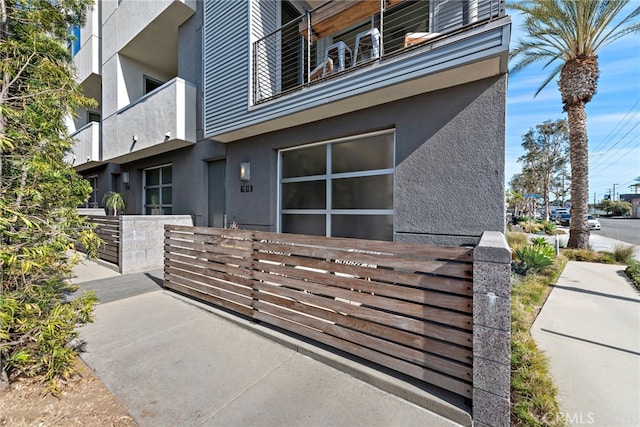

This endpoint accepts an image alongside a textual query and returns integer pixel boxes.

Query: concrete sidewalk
[72,259,470,427]
[532,261,640,426]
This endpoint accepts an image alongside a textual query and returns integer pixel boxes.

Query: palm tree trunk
[566,103,590,249]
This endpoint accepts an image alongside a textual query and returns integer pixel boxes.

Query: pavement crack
[197,353,296,426]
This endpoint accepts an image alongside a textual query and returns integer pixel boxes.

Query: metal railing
[253,0,504,104]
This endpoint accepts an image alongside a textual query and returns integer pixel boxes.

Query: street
[595,218,640,246]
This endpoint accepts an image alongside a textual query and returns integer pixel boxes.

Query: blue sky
[506,5,640,202]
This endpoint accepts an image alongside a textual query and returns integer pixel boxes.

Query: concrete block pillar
[472,231,511,426]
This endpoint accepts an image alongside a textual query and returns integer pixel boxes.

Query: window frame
[143,75,165,95]
[277,129,395,239]
[86,175,98,208]
[143,164,173,215]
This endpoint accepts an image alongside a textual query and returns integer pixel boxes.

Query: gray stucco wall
[81,75,505,246]
[224,75,506,246]
[116,138,225,225]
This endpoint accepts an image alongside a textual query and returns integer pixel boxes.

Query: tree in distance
[509,0,640,248]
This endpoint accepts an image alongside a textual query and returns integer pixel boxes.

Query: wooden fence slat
[164,278,254,318]
[79,215,120,266]
[253,310,473,399]
[253,241,472,279]
[252,252,471,313]
[164,264,254,298]
[165,244,254,270]
[254,301,472,381]
[255,290,472,364]
[252,268,473,330]
[254,280,472,348]
[164,271,253,310]
[251,230,473,260]
[163,225,476,400]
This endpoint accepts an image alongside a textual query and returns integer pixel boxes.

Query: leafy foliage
[598,200,632,216]
[1,0,99,389]
[517,119,569,221]
[513,237,555,275]
[102,191,126,216]
[511,257,566,426]
[626,261,640,291]
[612,244,636,264]
[0,282,97,393]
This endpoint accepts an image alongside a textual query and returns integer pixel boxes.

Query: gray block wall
[119,215,193,273]
[472,231,511,426]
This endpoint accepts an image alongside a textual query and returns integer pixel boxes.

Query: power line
[590,98,640,153]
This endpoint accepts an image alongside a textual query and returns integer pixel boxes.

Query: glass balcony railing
[253,0,504,104]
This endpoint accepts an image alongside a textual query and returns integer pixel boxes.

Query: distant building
[620,194,640,218]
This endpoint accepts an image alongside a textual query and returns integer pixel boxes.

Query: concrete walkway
[532,261,640,426]
[72,259,470,427]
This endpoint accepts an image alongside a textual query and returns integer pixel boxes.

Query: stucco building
[67,0,511,246]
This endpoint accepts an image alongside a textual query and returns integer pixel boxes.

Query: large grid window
[279,130,394,241]
[144,165,172,215]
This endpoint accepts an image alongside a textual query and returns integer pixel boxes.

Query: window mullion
[326,144,332,237]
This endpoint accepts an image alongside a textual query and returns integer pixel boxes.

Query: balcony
[108,0,196,77]
[253,0,505,104]
[68,122,100,171]
[102,77,196,163]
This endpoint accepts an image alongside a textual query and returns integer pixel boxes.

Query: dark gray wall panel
[224,75,506,245]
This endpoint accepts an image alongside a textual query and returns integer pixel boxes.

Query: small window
[69,25,81,57]
[87,111,101,123]
[144,165,172,214]
[144,76,164,95]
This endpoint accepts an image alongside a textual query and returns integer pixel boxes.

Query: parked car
[558,213,571,226]
[588,215,601,230]
[552,209,570,222]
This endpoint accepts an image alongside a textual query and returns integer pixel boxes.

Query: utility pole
[593,192,596,214]
[613,183,619,202]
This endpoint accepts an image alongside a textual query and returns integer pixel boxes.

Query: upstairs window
[69,25,81,57]
[144,76,164,95]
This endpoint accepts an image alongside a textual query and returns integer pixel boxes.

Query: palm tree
[509,0,640,249]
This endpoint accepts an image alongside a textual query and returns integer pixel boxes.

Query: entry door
[208,160,226,228]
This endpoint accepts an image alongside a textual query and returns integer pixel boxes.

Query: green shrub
[514,244,555,275]
[543,221,557,234]
[626,261,640,291]
[507,232,529,251]
[598,252,616,264]
[530,236,549,247]
[562,249,599,262]
[0,280,97,394]
[511,258,565,426]
[613,244,636,264]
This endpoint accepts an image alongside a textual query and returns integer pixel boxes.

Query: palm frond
[508,0,640,97]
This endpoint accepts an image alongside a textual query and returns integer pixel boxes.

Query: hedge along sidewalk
[510,254,565,426]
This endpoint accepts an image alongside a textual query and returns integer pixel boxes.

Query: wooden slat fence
[164,225,474,399]
[81,215,120,265]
